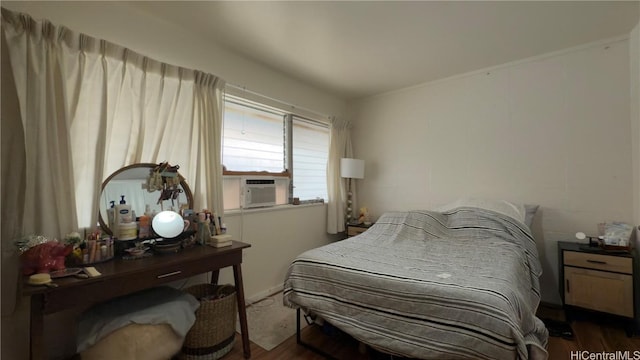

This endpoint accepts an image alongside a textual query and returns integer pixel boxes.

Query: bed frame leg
[294,308,406,360]
[295,308,339,359]
[296,308,301,344]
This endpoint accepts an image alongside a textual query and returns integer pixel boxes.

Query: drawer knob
[157,270,182,279]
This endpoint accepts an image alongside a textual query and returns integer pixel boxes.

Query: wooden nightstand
[346,223,373,237]
[558,241,637,334]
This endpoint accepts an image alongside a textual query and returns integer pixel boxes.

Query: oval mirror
[98,163,193,236]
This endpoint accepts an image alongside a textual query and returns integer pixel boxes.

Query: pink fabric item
[20,242,73,275]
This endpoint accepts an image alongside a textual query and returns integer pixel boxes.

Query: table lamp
[340,158,365,224]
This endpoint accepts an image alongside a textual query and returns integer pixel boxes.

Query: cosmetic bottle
[197,212,207,244]
[115,195,132,224]
[114,196,133,241]
[201,215,212,245]
[107,201,116,230]
[138,205,151,238]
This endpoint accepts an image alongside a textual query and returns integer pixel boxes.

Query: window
[292,117,329,201]
[223,100,285,173]
[222,95,329,210]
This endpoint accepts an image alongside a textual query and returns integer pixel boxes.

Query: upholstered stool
[80,323,183,360]
[77,286,200,360]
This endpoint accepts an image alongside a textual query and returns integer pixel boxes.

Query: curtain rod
[225,83,331,121]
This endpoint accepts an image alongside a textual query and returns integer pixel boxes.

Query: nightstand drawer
[347,226,368,236]
[564,251,632,274]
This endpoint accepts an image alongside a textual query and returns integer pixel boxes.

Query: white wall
[349,38,634,305]
[631,22,640,230]
[0,3,342,359]
[219,205,334,301]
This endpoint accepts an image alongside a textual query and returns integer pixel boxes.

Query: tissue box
[206,234,232,248]
[602,222,634,252]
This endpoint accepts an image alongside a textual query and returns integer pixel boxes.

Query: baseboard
[245,284,283,306]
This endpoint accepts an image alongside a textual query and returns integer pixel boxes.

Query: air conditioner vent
[243,177,276,208]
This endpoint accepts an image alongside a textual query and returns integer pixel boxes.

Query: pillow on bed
[523,204,539,228]
[435,198,526,224]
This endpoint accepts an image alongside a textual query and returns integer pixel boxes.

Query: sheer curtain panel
[326,117,354,234]
[1,7,225,313]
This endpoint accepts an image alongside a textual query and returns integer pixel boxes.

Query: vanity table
[23,241,252,360]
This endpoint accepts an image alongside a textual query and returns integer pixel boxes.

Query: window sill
[224,202,325,216]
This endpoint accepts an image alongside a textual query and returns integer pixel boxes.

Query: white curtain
[1,25,26,317]
[326,116,354,234]
[1,8,225,313]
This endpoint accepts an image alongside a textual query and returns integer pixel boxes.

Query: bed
[283,205,548,359]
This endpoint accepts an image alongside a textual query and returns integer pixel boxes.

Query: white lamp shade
[341,158,365,179]
[152,211,185,238]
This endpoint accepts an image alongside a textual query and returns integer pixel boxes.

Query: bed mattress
[283,208,548,359]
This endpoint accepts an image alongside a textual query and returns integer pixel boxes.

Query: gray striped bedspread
[283,208,548,359]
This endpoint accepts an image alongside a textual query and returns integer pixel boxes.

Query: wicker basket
[179,284,237,360]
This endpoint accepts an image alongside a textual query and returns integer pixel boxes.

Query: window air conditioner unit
[243,178,276,208]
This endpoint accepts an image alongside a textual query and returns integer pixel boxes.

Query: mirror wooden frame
[98,163,194,235]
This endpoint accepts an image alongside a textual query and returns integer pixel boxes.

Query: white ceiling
[130,1,639,100]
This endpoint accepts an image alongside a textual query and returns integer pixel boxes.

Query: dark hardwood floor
[538,305,640,357]
[224,305,640,360]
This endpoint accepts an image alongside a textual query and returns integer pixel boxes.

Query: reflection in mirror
[99,163,193,236]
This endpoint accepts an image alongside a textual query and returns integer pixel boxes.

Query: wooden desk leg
[30,295,44,360]
[233,264,251,359]
[210,269,220,285]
